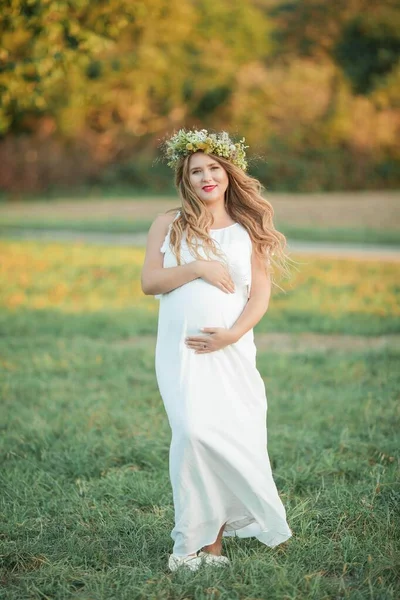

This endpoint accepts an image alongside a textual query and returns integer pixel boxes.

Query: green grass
[278,225,400,247]
[1,240,399,338]
[1,216,399,246]
[0,186,175,203]
[1,242,399,598]
[1,306,399,340]
[0,218,153,235]
[3,239,400,336]
[1,326,399,599]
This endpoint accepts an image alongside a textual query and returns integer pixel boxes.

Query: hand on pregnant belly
[195,259,235,294]
[185,327,237,354]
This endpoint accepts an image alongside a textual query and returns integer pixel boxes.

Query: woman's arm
[229,250,271,342]
[141,214,201,296]
[185,249,271,353]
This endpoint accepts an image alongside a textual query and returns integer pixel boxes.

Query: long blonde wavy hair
[166,152,292,290]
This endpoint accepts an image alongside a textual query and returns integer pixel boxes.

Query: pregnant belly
[158,278,248,335]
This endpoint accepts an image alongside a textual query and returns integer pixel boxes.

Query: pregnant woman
[141,129,292,572]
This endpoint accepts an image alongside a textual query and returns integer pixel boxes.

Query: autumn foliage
[0,0,399,192]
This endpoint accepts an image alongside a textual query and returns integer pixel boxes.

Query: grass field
[1,240,399,599]
[1,191,399,246]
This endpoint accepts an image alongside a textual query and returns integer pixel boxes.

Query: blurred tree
[259,0,370,60]
[0,0,122,135]
[0,0,270,141]
[334,9,400,94]
[76,0,271,158]
[185,0,271,123]
[261,0,399,71]
[0,0,399,191]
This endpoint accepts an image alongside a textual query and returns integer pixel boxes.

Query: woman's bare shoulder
[147,210,180,242]
[152,209,180,229]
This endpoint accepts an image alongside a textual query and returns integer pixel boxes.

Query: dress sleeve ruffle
[155,211,181,300]
[160,224,172,254]
[237,242,273,300]
[225,234,253,299]
[159,210,181,254]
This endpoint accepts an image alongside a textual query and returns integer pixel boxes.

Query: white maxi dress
[155,211,292,557]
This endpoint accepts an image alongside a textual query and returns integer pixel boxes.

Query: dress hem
[172,519,292,557]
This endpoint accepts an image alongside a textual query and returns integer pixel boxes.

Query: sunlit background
[1,2,399,598]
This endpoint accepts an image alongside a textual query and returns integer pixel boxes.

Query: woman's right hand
[194,260,235,293]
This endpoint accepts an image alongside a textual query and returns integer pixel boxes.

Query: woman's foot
[201,542,222,556]
[201,522,227,556]
[200,541,230,566]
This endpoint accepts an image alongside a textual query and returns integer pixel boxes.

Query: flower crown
[162,129,249,171]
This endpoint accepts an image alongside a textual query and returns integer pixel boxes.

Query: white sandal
[197,551,230,567]
[168,550,230,571]
[168,552,203,572]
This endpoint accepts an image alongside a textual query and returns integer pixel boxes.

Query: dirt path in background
[114,332,399,353]
[2,191,400,229]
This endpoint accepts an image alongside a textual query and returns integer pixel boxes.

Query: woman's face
[188,152,229,204]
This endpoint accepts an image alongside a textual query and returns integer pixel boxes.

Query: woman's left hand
[185,327,238,354]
